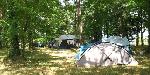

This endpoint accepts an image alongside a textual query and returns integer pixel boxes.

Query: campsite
[0,46,150,75]
[0,0,150,75]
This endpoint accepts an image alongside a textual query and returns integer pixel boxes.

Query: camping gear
[76,43,92,60]
[58,35,76,46]
[55,35,78,48]
[76,36,138,67]
[102,36,130,52]
[76,43,138,67]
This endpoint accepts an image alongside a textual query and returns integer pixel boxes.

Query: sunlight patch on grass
[0,48,150,75]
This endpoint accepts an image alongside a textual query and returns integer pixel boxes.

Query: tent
[55,35,76,45]
[59,35,76,40]
[102,36,130,53]
[55,35,78,48]
[76,36,138,67]
[102,36,129,46]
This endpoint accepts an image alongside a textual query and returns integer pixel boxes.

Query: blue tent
[76,41,102,60]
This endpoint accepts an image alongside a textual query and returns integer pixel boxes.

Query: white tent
[76,43,138,67]
[102,36,130,52]
[102,36,129,46]
[59,35,76,40]
[56,35,76,46]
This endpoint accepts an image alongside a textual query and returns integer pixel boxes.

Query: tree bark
[148,28,150,53]
[138,7,144,46]
[136,33,139,46]
[0,9,3,48]
[140,26,144,46]
[76,0,82,39]
[147,0,150,53]
[28,32,33,50]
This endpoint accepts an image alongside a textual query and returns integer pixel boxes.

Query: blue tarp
[76,43,92,60]
[75,40,103,60]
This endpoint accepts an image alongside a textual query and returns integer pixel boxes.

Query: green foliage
[34,38,47,43]
[0,0,66,59]
[83,0,136,37]
[0,0,150,59]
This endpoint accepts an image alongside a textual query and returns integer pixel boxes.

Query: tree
[7,0,21,59]
[146,0,150,53]
[0,0,64,60]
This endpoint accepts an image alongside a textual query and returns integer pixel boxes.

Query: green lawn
[0,48,149,75]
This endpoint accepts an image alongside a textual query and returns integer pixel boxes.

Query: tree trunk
[141,32,144,46]
[147,0,150,53]
[8,1,23,59]
[76,0,82,39]
[118,16,128,37]
[94,29,102,42]
[9,22,21,59]
[141,27,144,46]
[0,9,3,48]
[0,8,2,19]
[22,17,29,51]
[138,7,144,46]
[136,33,139,46]
[0,27,2,48]
[28,31,34,50]
[148,28,150,53]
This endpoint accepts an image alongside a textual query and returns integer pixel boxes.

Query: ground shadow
[0,48,66,75]
[55,65,150,75]
[24,50,65,67]
[55,54,150,75]
[0,48,150,75]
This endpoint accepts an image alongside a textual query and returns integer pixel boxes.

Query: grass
[0,47,149,75]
